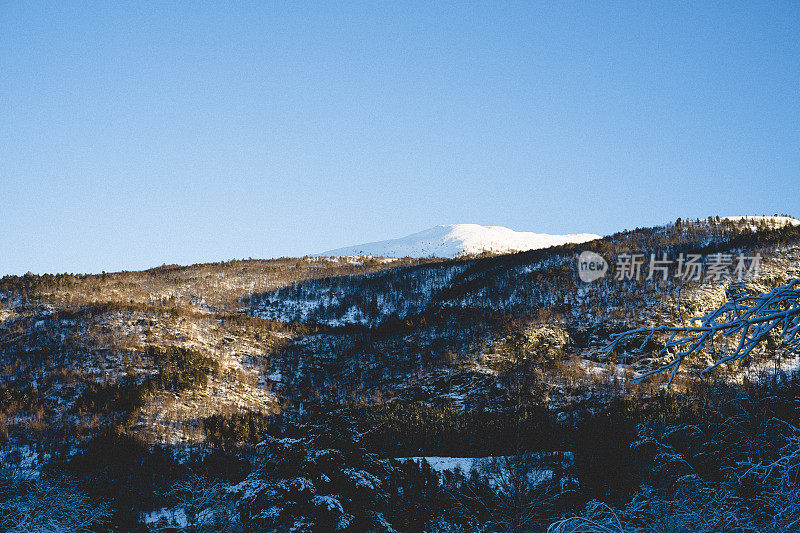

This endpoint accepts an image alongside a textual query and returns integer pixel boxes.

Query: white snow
[742,355,800,383]
[0,445,48,480]
[720,216,800,227]
[397,456,566,488]
[142,507,188,528]
[397,456,480,473]
[318,224,601,259]
[313,495,344,513]
[343,468,381,490]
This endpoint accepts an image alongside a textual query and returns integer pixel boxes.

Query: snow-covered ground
[398,452,573,473]
[397,455,571,489]
[742,354,800,383]
[142,507,189,528]
[319,224,601,259]
[0,445,49,480]
[721,215,800,227]
[398,456,480,473]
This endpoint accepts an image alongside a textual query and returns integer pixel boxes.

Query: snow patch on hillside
[319,224,601,259]
[721,216,800,227]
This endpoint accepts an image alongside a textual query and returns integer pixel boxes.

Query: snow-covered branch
[605,279,800,385]
[0,476,110,533]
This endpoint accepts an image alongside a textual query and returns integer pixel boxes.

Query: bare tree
[0,475,110,533]
[162,472,234,532]
[450,451,557,532]
[547,477,760,533]
[739,420,800,531]
[606,279,800,385]
[547,501,626,533]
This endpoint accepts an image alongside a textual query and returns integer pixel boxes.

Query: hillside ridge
[319,223,602,258]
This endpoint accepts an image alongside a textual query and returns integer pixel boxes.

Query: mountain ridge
[318,223,602,258]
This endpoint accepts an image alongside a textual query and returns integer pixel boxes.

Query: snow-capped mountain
[319,224,602,258]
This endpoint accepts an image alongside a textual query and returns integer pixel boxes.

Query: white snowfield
[720,216,800,226]
[319,224,601,259]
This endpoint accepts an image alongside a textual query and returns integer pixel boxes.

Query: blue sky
[1,1,798,275]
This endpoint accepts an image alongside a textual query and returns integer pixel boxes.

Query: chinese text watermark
[577,252,761,283]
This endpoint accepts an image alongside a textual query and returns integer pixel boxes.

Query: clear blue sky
[2,1,798,275]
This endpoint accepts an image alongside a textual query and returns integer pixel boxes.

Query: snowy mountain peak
[319,224,602,258]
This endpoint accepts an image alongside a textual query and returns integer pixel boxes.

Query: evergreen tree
[235,408,398,532]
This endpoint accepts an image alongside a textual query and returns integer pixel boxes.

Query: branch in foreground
[604,279,800,386]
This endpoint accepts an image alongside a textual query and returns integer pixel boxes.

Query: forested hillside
[2,216,800,531]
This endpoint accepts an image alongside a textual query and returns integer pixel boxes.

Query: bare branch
[604,279,800,385]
